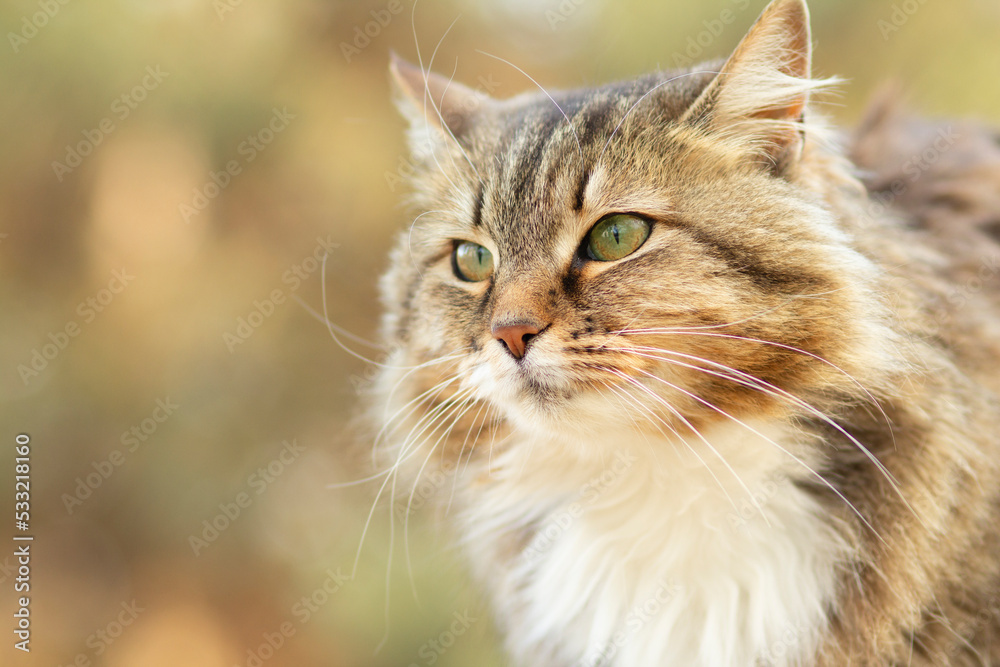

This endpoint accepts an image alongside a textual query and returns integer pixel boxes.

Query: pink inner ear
[755,5,810,123]
[389,52,486,140]
[389,52,430,103]
[679,0,815,126]
[753,98,807,123]
[676,0,818,172]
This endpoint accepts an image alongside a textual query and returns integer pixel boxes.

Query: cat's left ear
[389,53,490,148]
[680,0,831,175]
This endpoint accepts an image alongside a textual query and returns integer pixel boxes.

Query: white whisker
[475,50,584,164]
[605,368,751,518]
[618,343,917,527]
[353,371,468,580]
[614,326,892,434]
[620,362,885,543]
[409,9,471,198]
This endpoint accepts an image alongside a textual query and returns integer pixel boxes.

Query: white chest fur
[458,420,846,667]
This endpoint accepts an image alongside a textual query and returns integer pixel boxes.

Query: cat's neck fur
[458,419,846,666]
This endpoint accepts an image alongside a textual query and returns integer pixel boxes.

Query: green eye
[586,214,651,262]
[453,241,494,282]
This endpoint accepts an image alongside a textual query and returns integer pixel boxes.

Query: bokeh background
[1,0,998,665]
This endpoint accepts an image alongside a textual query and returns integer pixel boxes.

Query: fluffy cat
[369,0,1000,663]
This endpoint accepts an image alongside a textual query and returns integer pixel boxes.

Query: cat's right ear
[678,0,833,175]
[389,53,489,148]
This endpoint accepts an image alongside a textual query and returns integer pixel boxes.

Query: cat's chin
[468,363,653,448]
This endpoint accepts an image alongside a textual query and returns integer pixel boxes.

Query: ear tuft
[680,0,837,173]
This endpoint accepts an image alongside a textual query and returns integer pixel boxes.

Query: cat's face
[375,0,889,460]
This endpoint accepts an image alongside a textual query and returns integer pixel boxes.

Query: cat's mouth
[467,351,575,404]
[462,344,653,437]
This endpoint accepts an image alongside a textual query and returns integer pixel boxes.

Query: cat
[368,0,1000,664]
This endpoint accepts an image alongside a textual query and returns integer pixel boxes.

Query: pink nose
[492,322,542,359]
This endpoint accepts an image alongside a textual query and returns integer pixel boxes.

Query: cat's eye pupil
[586,214,651,262]
[453,241,494,282]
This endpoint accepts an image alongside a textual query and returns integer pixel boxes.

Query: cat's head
[374,0,896,462]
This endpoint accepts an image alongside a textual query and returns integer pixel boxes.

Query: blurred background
[0,0,998,665]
